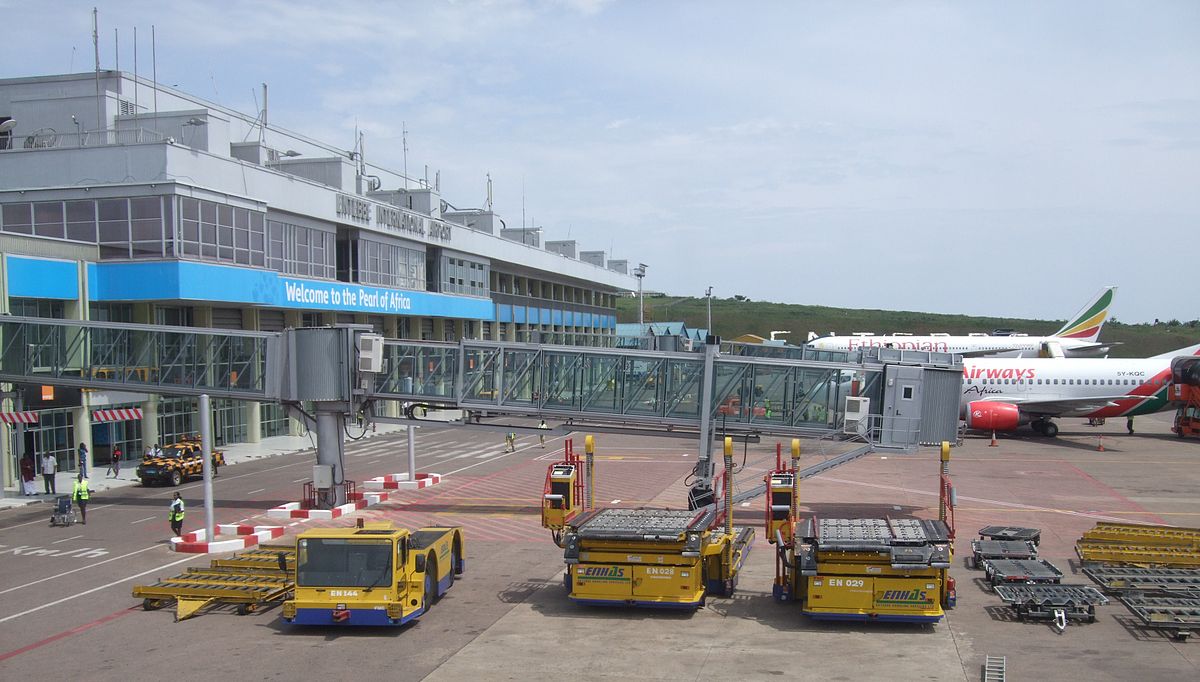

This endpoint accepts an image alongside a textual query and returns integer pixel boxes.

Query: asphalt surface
[0,414,1197,680]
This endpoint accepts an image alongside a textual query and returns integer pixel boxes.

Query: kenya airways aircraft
[961,342,1200,437]
[808,287,1117,358]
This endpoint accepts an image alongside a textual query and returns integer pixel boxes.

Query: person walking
[20,456,37,496]
[1127,416,1135,434]
[538,419,549,448]
[505,431,516,453]
[168,492,186,537]
[40,452,57,495]
[107,447,121,478]
[72,472,91,524]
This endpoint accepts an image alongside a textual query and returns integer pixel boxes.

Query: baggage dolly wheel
[236,603,256,616]
[143,598,166,611]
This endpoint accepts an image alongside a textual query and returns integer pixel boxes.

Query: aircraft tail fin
[1152,342,1200,359]
[1053,286,1116,342]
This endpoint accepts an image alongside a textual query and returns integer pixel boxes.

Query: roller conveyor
[970,539,1038,568]
[993,584,1108,624]
[1119,596,1200,640]
[978,526,1041,545]
[571,508,711,541]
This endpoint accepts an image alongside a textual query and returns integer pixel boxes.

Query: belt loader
[767,440,957,623]
[281,519,463,626]
[542,435,753,609]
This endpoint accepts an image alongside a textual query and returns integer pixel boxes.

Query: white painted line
[741,502,751,507]
[130,516,156,525]
[247,488,266,495]
[0,553,198,624]
[367,459,382,464]
[51,534,84,545]
[291,477,309,483]
[0,544,162,596]
[611,499,621,504]
[288,522,301,527]
[0,503,118,531]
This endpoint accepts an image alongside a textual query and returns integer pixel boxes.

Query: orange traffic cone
[989,431,998,447]
[1098,435,1105,452]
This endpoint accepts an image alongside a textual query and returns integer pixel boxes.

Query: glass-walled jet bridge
[0,316,963,447]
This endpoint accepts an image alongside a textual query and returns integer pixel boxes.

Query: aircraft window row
[965,377,1166,386]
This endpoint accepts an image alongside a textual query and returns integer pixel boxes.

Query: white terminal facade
[0,71,637,477]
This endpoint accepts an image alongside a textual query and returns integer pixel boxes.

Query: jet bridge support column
[315,407,347,506]
[689,341,719,509]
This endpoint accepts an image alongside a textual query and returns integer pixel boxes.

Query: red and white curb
[265,490,395,521]
[170,523,286,554]
[364,472,443,490]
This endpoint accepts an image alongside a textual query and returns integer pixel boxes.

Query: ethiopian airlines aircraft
[808,287,1117,358]
[961,342,1200,437]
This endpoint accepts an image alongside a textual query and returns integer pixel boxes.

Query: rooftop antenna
[151,25,158,117]
[133,26,138,123]
[70,46,76,73]
[260,83,268,144]
[435,170,440,192]
[486,173,493,211]
[521,176,526,229]
[113,29,117,73]
[402,121,409,189]
[93,7,102,131]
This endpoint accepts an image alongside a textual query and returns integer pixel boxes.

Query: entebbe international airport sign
[336,193,452,242]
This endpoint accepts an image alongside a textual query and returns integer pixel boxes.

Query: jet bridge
[0,316,963,504]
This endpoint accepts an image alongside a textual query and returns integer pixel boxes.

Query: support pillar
[315,407,346,506]
[199,394,215,539]
[72,406,94,475]
[141,395,160,453]
[246,401,262,443]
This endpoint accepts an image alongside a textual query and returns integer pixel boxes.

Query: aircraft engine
[965,401,1021,431]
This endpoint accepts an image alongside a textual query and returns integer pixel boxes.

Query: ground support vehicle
[1076,521,1200,567]
[133,544,295,621]
[282,520,464,626]
[767,441,956,623]
[1119,596,1200,641]
[969,539,1038,569]
[994,584,1107,630]
[544,436,753,609]
[137,436,226,486]
[982,558,1063,587]
[1083,566,1200,639]
[978,526,1041,546]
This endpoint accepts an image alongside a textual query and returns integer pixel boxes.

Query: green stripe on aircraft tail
[1062,289,1113,333]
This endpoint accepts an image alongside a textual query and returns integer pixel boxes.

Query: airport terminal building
[0,71,636,478]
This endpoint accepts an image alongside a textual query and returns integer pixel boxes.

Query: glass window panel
[131,241,163,259]
[99,243,129,259]
[201,243,217,258]
[66,221,97,242]
[182,241,200,256]
[250,231,263,251]
[218,225,233,247]
[218,204,233,226]
[130,197,160,219]
[2,202,32,232]
[218,244,234,261]
[234,226,249,249]
[99,221,129,242]
[99,199,128,221]
[250,212,264,232]
[235,248,249,265]
[234,208,248,229]
[66,200,94,222]
[131,218,161,241]
[201,222,217,246]
[296,228,308,246]
[182,219,199,241]
[250,251,265,267]
[181,198,199,221]
[200,201,216,224]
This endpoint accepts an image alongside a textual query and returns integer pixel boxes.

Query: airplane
[961,342,1200,437]
[807,286,1117,358]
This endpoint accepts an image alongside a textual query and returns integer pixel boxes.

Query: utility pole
[706,286,713,333]
[635,263,647,329]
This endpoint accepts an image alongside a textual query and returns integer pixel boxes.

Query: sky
[2,1,1197,324]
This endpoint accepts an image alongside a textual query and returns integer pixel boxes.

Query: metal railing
[1,127,166,152]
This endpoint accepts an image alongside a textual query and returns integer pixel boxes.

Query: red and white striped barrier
[92,408,144,423]
[170,523,285,554]
[0,411,38,424]
[266,490,393,520]
[363,472,443,491]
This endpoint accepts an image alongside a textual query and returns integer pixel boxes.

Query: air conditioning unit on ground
[844,396,870,435]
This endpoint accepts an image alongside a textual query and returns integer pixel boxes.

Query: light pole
[705,286,713,334]
[634,263,647,329]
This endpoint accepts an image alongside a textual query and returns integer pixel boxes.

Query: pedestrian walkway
[0,422,412,511]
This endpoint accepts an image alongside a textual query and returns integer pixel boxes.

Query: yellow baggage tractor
[282,520,464,626]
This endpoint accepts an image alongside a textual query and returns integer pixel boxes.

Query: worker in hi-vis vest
[72,473,91,524]
[169,492,186,537]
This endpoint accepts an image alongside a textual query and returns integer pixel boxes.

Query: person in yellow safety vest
[505,432,516,453]
[169,492,186,537]
[538,419,549,448]
[72,473,91,525]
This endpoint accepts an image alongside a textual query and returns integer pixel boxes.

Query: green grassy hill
[617,296,1200,359]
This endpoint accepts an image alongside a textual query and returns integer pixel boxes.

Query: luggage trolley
[49,496,76,527]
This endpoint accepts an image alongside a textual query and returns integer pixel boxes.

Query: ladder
[982,655,1006,682]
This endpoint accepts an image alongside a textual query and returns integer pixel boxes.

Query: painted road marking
[611,499,621,504]
[247,488,266,495]
[50,535,83,545]
[292,477,309,483]
[130,516,156,525]
[0,544,109,559]
[0,545,161,596]
[0,554,198,624]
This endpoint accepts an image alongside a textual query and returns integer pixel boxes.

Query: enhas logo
[878,589,929,604]
[580,566,626,579]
